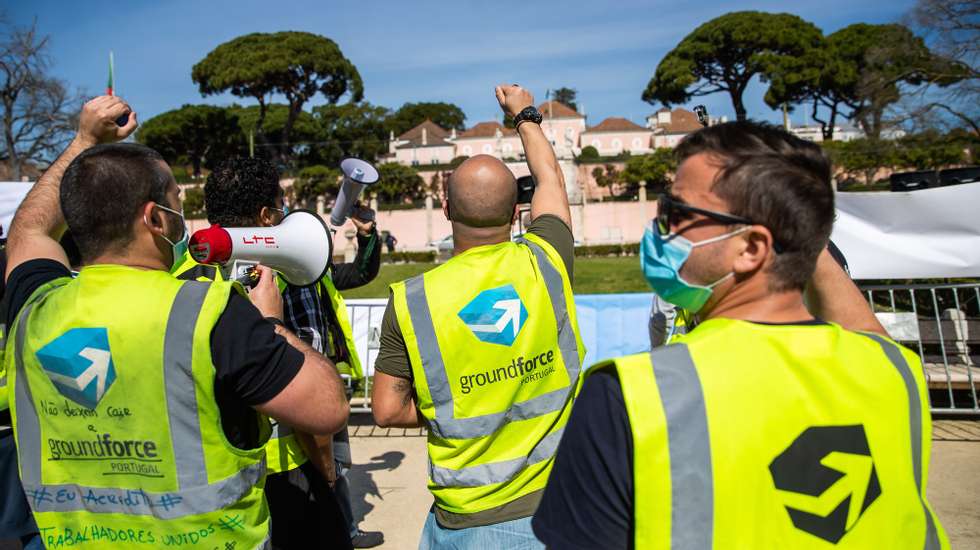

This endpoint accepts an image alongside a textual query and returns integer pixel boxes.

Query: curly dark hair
[204,157,282,227]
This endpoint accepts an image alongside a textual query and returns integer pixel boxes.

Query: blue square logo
[36,328,116,409]
[458,285,528,346]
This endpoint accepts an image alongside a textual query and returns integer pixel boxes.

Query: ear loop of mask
[445,185,453,221]
[144,204,182,246]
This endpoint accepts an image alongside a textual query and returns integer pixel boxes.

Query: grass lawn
[340,256,649,299]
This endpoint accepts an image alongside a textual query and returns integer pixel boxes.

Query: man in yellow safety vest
[372,85,585,548]
[176,156,383,548]
[532,121,949,549]
[3,95,348,549]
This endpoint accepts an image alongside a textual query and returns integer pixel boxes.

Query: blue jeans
[419,511,543,550]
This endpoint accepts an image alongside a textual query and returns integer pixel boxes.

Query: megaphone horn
[189,209,333,287]
[331,158,379,227]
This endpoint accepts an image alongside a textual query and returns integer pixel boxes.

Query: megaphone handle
[235,267,260,289]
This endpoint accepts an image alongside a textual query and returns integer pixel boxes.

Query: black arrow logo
[769,425,882,543]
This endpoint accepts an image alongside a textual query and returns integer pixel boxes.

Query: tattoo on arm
[393,377,415,407]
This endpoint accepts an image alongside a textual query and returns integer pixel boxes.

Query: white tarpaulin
[0,181,34,234]
[832,182,980,280]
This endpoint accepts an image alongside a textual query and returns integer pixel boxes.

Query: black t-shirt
[533,320,830,549]
[2,259,304,449]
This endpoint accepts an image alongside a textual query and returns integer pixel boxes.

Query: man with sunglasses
[533,121,948,548]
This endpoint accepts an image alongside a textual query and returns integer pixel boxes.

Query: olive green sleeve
[527,214,575,283]
[373,298,413,380]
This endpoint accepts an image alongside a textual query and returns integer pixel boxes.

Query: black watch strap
[513,106,542,129]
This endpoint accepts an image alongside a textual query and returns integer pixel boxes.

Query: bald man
[372,86,585,549]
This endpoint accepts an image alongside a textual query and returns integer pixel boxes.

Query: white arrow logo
[468,299,522,337]
[45,347,113,402]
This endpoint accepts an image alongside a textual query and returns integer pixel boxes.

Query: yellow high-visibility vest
[390,233,585,515]
[593,318,949,549]
[8,265,270,548]
[172,254,307,475]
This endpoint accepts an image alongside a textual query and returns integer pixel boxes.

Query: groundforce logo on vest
[459,350,556,394]
[48,432,162,477]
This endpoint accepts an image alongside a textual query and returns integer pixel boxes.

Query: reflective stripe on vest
[266,422,308,474]
[0,322,7,413]
[862,333,941,550]
[404,239,581,443]
[647,344,712,550]
[14,281,265,519]
[428,426,565,488]
[629,330,944,549]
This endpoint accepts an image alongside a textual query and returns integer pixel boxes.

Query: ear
[142,202,166,237]
[258,206,276,227]
[442,196,451,221]
[511,203,520,225]
[732,226,774,276]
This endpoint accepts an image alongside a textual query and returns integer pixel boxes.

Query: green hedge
[384,251,436,263]
[574,243,639,257]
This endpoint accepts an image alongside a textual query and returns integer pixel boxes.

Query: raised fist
[495,85,534,119]
[77,95,138,146]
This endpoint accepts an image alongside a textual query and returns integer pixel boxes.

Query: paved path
[348,420,980,550]
[3,420,978,550]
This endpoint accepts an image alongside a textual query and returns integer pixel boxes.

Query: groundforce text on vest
[459,350,557,394]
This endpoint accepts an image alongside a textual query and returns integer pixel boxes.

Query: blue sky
[7,0,916,128]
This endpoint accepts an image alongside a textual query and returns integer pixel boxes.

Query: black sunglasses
[656,194,784,253]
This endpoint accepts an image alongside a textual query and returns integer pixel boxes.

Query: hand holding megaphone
[330,158,379,227]
[189,210,333,287]
[248,264,285,320]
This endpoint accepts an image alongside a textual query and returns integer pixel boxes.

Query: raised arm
[495,85,571,228]
[5,96,137,279]
[805,247,887,337]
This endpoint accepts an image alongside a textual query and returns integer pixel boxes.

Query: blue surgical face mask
[151,203,189,271]
[640,222,749,313]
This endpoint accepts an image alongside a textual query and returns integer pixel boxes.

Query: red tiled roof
[395,120,453,148]
[457,121,516,139]
[655,108,703,134]
[585,117,649,133]
[538,101,583,119]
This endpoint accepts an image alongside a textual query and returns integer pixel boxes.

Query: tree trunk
[826,103,839,141]
[812,100,830,140]
[281,100,303,165]
[731,91,748,122]
[253,95,269,157]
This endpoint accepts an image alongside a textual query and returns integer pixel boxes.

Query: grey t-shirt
[373,214,574,528]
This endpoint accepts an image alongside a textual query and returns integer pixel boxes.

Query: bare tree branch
[0,18,81,181]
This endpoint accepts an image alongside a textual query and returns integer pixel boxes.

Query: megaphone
[330,158,379,227]
[188,209,332,287]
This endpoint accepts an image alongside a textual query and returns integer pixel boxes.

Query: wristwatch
[513,106,543,129]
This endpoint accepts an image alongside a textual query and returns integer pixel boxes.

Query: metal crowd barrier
[860,282,980,416]
[345,282,980,417]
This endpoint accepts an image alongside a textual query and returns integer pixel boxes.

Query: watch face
[519,107,542,124]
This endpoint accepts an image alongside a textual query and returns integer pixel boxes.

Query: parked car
[429,235,454,254]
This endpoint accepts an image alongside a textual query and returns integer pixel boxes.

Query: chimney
[389,130,395,141]
[450,128,457,139]
[422,127,428,146]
